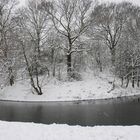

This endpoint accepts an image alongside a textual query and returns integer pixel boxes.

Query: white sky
[19,0,140,6]
[99,0,140,5]
[19,0,26,6]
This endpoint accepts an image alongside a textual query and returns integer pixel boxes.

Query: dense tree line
[0,0,140,94]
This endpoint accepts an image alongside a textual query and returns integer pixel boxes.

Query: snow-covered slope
[0,75,140,102]
[0,121,140,140]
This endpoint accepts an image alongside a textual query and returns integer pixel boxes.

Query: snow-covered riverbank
[0,121,139,140]
[0,74,140,102]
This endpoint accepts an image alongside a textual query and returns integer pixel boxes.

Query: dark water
[0,96,140,126]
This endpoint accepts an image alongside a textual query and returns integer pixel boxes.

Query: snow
[0,73,140,102]
[0,121,140,140]
[0,74,140,140]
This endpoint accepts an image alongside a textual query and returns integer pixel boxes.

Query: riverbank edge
[0,94,140,103]
[0,121,140,140]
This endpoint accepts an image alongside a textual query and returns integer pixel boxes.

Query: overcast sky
[19,0,140,6]
[99,0,140,5]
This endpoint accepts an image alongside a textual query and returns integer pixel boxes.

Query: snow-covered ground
[0,73,140,102]
[0,121,140,140]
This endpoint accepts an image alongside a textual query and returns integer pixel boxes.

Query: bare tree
[46,31,64,78]
[13,23,44,95]
[115,5,140,88]
[0,0,19,87]
[90,2,132,66]
[0,0,18,57]
[18,0,50,56]
[41,0,93,79]
[14,0,51,95]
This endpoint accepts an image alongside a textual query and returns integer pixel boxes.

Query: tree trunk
[110,48,116,66]
[37,31,41,56]
[121,77,123,87]
[10,75,14,86]
[51,49,56,77]
[132,77,135,88]
[35,63,43,95]
[132,72,135,88]
[126,78,129,88]
[137,78,140,87]
[22,45,43,95]
[58,65,61,81]
[52,64,56,77]
[96,51,102,72]
[99,62,102,72]
[67,53,72,79]
[137,69,139,87]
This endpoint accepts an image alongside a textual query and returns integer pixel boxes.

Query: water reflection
[0,96,140,126]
